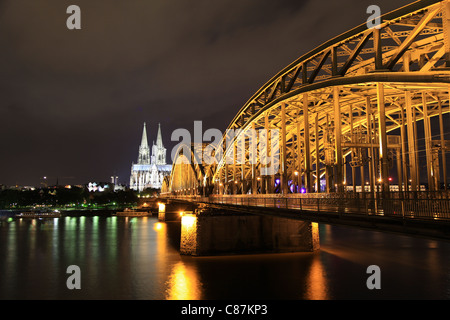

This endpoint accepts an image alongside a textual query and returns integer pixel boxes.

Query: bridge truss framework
[162,0,450,200]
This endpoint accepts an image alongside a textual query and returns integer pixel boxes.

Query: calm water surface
[1,215,450,300]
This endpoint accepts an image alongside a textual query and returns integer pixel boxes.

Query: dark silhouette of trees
[0,186,138,209]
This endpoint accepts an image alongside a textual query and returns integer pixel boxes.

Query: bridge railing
[163,191,450,200]
[162,193,450,221]
[206,195,450,221]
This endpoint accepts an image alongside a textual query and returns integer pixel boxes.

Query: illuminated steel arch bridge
[162,0,450,219]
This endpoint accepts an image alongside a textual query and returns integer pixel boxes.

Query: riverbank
[0,208,158,219]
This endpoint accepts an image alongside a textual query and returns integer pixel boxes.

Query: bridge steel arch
[166,0,450,197]
[162,143,215,196]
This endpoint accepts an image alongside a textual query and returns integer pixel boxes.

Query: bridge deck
[163,194,450,241]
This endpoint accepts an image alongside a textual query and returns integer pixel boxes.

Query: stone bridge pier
[178,205,320,256]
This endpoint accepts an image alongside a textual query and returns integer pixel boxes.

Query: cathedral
[129,123,172,192]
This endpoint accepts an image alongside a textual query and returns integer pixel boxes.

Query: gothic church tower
[130,122,171,192]
[138,122,151,164]
[152,123,166,165]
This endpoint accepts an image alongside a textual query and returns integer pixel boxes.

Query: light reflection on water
[166,261,202,300]
[0,215,450,299]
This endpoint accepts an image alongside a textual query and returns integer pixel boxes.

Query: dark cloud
[0,0,413,186]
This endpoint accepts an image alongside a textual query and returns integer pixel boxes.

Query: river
[1,215,449,300]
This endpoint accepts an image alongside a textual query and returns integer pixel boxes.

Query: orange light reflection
[166,261,202,300]
[305,254,329,300]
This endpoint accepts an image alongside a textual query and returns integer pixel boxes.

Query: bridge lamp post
[294,171,299,194]
[256,177,261,195]
[377,178,383,193]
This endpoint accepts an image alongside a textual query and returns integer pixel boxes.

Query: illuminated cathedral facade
[129,123,172,192]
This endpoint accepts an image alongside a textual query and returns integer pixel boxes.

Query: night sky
[0,0,413,187]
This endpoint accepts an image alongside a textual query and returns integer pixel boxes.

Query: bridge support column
[225,163,229,194]
[315,112,320,193]
[377,83,390,195]
[400,102,408,193]
[281,103,288,194]
[366,98,376,196]
[413,101,421,189]
[405,91,418,191]
[264,113,274,194]
[439,96,447,190]
[251,122,258,194]
[324,113,333,193]
[333,86,344,192]
[218,168,222,194]
[422,92,435,190]
[349,106,356,193]
[180,210,320,256]
[296,109,303,193]
[396,148,403,193]
[303,93,312,193]
[233,140,237,194]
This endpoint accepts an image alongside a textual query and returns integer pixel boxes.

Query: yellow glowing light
[154,222,163,231]
[166,262,202,300]
[159,203,166,211]
[294,171,299,176]
[181,215,196,229]
[179,211,185,217]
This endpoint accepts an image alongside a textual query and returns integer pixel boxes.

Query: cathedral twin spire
[156,122,163,148]
[137,122,165,165]
[130,122,170,191]
[138,122,150,164]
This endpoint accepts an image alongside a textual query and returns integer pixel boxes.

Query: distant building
[129,123,172,192]
[87,182,111,192]
[110,176,126,191]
